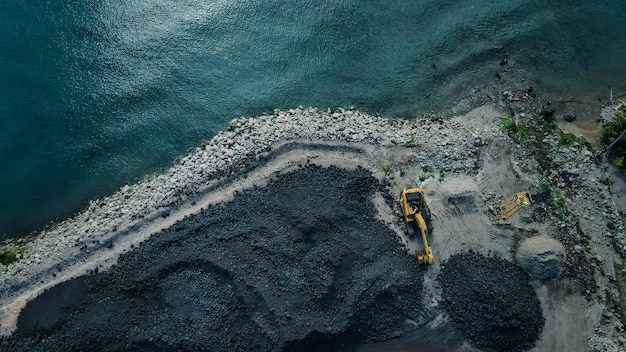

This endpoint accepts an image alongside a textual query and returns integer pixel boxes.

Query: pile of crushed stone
[439,251,544,352]
[2,165,426,352]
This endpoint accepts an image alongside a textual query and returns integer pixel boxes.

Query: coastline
[0,98,625,350]
[0,107,467,324]
[0,59,610,242]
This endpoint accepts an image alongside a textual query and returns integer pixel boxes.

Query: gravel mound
[515,235,565,280]
[439,251,544,352]
[2,165,425,351]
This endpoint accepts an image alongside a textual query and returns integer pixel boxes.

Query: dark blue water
[2,0,626,239]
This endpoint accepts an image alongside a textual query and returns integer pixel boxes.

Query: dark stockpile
[2,165,425,352]
[439,251,544,352]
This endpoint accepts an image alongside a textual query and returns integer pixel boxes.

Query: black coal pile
[439,251,544,352]
[2,165,425,352]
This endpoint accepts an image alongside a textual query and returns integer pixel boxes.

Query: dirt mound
[515,235,565,280]
[2,165,425,351]
[439,251,544,352]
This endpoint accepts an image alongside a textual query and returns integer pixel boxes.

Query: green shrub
[498,117,514,131]
[603,112,626,145]
[603,111,626,170]
[554,191,570,218]
[0,249,20,266]
[538,181,551,195]
[516,122,530,141]
[557,132,583,148]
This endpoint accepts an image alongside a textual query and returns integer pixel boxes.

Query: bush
[538,181,551,195]
[498,117,514,131]
[603,112,626,145]
[0,250,18,266]
[557,131,585,148]
[0,245,26,266]
[602,111,626,169]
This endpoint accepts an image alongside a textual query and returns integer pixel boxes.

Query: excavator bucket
[416,249,435,265]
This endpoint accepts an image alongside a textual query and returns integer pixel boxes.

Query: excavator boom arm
[414,213,434,264]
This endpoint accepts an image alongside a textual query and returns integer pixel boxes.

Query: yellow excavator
[400,188,434,264]
[493,191,532,220]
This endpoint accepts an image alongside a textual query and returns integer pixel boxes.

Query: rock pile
[439,251,544,352]
[2,165,426,352]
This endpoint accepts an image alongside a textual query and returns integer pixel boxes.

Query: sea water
[2,0,626,238]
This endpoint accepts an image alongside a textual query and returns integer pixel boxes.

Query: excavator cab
[400,188,434,264]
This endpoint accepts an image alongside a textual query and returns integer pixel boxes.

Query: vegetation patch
[538,180,551,195]
[505,114,589,172]
[0,246,26,266]
[512,119,552,171]
[554,190,571,218]
[498,117,515,132]
[438,168,446,182]
[557,130,588,149]
[602,109,626,172]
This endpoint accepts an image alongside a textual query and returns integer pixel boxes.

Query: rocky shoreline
[1,100,626,351]
[0,106,494,293]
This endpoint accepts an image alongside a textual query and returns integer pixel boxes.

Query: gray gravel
[439,251,544,352]
[2,165,425,351]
